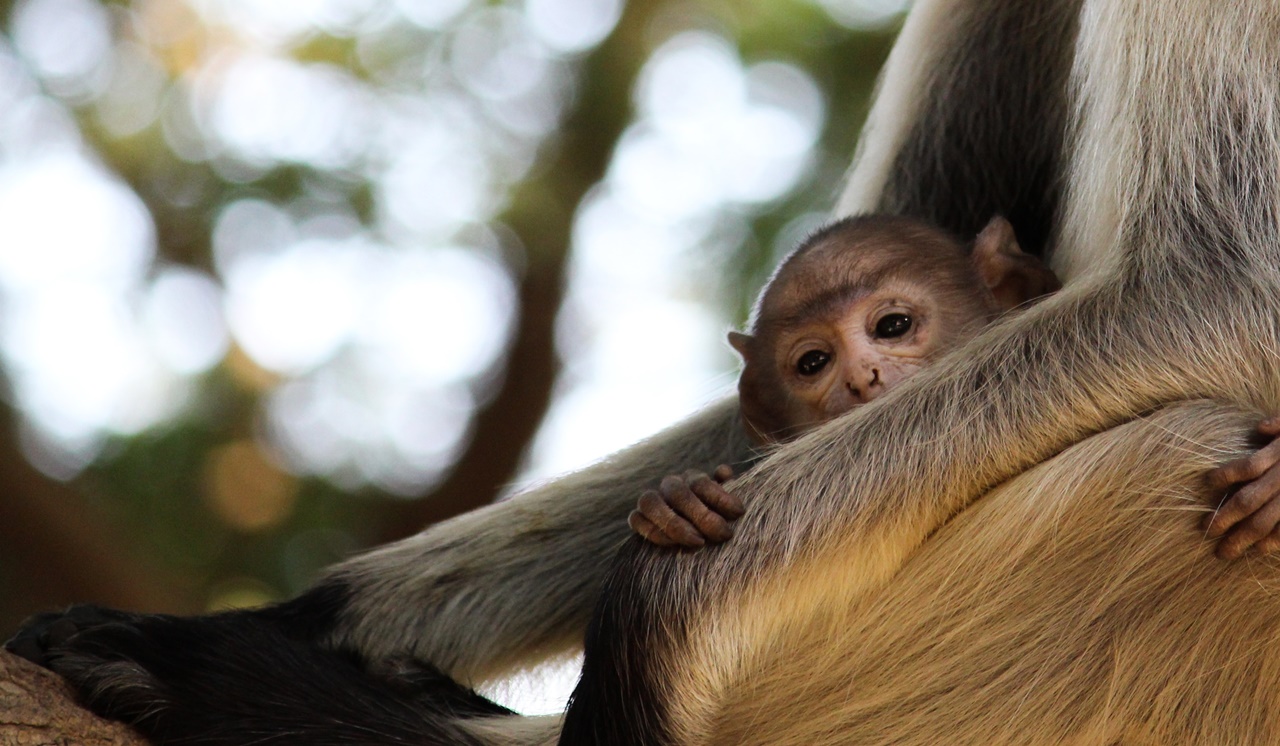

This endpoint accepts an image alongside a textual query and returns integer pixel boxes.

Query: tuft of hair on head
[746,214,973,334]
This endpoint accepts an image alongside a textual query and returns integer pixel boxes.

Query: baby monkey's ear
[971,216,1062,311]
[726,330,781,446]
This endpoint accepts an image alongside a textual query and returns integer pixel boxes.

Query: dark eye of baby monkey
[874,313,912,339]
[796,350,831,376]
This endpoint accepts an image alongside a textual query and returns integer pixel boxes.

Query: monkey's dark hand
[1205,415,1280,560]
[628,465,744,549]
[4,598,506,745]
[4,604,325,740]
[4,604,255,737]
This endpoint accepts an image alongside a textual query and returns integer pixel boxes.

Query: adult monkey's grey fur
[332,396,754,680]
[10,0,1280,743]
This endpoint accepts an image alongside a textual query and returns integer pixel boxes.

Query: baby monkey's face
[733,215,1058,445]
[767,276,983,433]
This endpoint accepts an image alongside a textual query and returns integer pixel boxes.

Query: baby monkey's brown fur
[631,216,1280,556]
[630,214,1060,548]
[734,214,1054,445]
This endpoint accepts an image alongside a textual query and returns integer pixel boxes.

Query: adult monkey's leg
[323,396,754,682]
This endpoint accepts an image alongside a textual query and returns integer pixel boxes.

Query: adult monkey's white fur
[12,0,1280,743]
[332,396,754,678]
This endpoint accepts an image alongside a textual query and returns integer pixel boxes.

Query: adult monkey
[11,0,1280,743]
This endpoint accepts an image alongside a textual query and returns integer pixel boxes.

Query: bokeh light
[525,0,622,54]
[204,439,299,532]
[525,30,824,481]
[818,0,911,28]
[9,0,113,100]
[201,54,373,169]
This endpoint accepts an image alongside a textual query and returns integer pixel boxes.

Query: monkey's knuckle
[659,474,685,493]
[1212,463,1247,488]
[668,487,702,510]
[1243,453,1272,477]
[1221,532,1252,557]
[1238,518,1270,544]
[1205,514,1232,540]
[1235,485,1269,512]
[696,513,728,534]
[1215,467,1246,488]
[638,492,674,518]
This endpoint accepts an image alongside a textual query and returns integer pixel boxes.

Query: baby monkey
[629,215,1280,557]
[628,214,1056,548]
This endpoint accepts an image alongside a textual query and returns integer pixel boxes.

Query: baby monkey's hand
[1205,416,1280,560]
[629,465,744,549]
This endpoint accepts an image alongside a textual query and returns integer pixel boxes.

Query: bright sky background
[0,0,907,714]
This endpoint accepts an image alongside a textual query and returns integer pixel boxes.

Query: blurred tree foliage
[0,0,896,634]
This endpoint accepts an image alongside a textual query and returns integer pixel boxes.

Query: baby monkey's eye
[796,350,830,376]
[875,313,913,339]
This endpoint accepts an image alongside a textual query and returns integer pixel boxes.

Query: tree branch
[376,0,664,542]
[0,651,149,745]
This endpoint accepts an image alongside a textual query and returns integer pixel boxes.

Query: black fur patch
[879,0,1084,258]
[560,539,681,746]
[253,577,351,643]
[8,591,511,745]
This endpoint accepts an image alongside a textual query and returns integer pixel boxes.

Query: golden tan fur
[675,404,1280,745]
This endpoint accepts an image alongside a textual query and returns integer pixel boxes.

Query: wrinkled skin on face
[749,276,976,431]
[732,215,1057,444]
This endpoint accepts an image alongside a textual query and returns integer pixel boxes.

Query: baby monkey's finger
[712,464,735,483]
[661,474,733,545]
[1214,465,1280,559]
[628,510,679,547]
[1259,415,1280,436]
[636,490,705,548]
[684,469,745,521]
[1207,451,1280,547]
[1206,439,1280,493]
[1255,525,1280,555]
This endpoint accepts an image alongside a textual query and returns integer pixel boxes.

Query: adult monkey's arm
[322,396,754,683]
